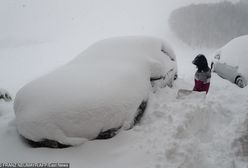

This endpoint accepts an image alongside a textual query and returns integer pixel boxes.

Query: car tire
[235,76,245,88]
[22,136,71,148]
[96,127,121,139]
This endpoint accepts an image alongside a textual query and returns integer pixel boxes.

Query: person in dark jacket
[192,54,211,94]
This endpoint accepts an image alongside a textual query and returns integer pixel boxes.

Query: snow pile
[14,36,176,145]
[132,74,248,168]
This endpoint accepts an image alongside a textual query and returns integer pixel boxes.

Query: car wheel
[235,76,245,88]
[96,126,121,139]
[22,136,71,148]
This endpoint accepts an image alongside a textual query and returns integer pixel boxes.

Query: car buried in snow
[14,36,177,148]
[212,35,248,88]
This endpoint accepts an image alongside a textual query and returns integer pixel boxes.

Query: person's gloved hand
[0,88,12,102]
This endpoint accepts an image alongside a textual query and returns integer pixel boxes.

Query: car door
[216,62,238,82]
[213,52,238,81]
[221,63,239,82]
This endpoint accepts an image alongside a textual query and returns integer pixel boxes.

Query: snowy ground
[0,42,247,168]
[0,0,248,168]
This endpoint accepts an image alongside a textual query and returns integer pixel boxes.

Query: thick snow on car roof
[220,35,248,76]
[14,36,175,145]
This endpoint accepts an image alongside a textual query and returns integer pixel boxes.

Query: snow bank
[14,36,176,146]
[135,74,248,168]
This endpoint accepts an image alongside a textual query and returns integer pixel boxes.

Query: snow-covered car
[14,36,177,147]
[212,35,248,88]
